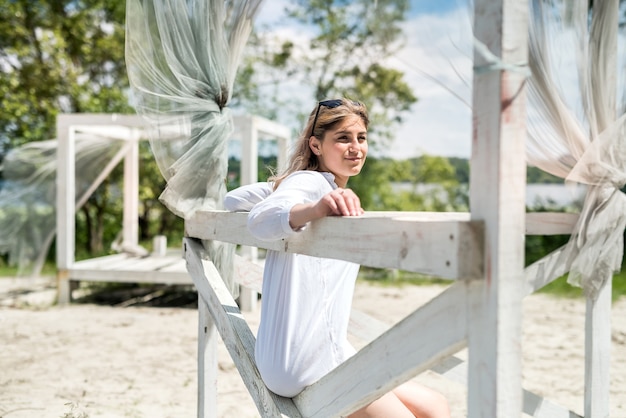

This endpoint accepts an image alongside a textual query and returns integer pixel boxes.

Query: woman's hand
[288,188,364,230]
[319,188,364,217]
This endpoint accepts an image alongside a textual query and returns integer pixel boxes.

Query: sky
[253,0,474,159]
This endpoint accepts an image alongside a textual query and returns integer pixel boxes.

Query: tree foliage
[0,0,130,151]
[0,0,178,259]
[237,0,417,150]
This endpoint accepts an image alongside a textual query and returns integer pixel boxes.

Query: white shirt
[224,171,359,397]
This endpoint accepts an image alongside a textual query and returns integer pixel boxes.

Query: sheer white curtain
[526,0,626,299]
[0,136,126,276]
[125,0,265,297]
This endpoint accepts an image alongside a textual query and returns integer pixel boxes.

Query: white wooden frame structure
[55,113,290,304]
[182,1,616,417]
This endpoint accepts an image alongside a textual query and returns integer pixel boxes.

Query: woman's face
[310,114,368,188]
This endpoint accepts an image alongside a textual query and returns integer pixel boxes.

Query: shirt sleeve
[223,182,274,212]
[247,172,333,241]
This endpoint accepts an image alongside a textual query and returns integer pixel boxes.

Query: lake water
[391,183,587,208]
[526,183,587,207]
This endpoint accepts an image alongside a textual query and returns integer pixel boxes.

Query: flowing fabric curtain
[125,0,265,297]
[0,136,127,276]
[525,0,626,300]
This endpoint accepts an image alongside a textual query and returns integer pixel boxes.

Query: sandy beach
[1,277,625,418]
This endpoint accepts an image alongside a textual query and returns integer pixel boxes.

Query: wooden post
[584,1,617,414]
[467,0,529,416]
[198,295,218,418]
[585,280,612,417]
[238,116,259,312]
[56,117,75,304]
[123,129,140,248]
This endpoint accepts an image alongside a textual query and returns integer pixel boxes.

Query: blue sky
[409,0,463,16]
[254,0,473,159]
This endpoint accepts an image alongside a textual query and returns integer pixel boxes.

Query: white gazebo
[55,113,290,305]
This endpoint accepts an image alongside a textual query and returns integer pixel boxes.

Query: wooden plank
[523,391,583,418]
[75,255,178,272]
[56,113,147,129]
[68,268,191,284]
[74,253,150,270]
[111,256,182,272]
[523,245,571,295]
[198,296,218,418]
[585,278,612,417]
[71,253,131,270]
[467,0,529,416]
[379,211,577,236]
[56,119,76,304]
[525,212,578,235]
[295,282,467,417]
[186,211,484,280]
[184,238,302,418]
[237,115,260,313]
[154,257,187,272]
[122,133,140,248]
[583,0,617,414]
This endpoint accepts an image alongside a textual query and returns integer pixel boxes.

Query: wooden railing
[183,210,599,418]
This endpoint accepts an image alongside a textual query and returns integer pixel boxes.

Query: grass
[3,258,625,302]
[0,262,56,278]
[359,265,626,301]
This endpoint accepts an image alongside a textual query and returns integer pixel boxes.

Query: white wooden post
[584,1,617,414]
[585,280,612,417]
[198,294,218,418]
[123,129,140,248]
[238,116,259,312]
[467,0,528,416]
[56,118,75,304]
[275,126,288,173]
[152,235,168,257]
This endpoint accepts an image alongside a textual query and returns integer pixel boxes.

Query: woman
[224,98,450,418]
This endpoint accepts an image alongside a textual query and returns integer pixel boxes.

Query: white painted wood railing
[183,209,610,418]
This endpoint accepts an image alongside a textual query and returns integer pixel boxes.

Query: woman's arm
[223,182,273,212]
[247,172,363,240]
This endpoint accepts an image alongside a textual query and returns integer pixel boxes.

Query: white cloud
[381,7,474,159]
[253,2,475,159]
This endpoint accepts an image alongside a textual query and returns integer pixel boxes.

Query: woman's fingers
[327,188,363,216]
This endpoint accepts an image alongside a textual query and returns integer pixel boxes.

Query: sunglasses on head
[309,99,361,138]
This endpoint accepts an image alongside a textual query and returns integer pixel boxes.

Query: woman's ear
[309,136,321,155]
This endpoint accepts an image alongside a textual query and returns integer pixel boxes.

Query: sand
[1,277,625,418]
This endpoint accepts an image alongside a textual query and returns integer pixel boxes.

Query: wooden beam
[122,130,140,248]
[56,119,76,304]
[184,238,302,418]
[186,211,484,280]
[56,113,147,128]
[585,280,612,417]
[295,282,468,417]
[198,296,218,418]
[523,245,571,295]
[525,212,578,235]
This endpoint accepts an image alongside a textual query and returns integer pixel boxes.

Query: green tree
[0,1,175,257]
[0,1,129,149]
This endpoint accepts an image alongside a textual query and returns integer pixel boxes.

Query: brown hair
[269,98,368,189]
